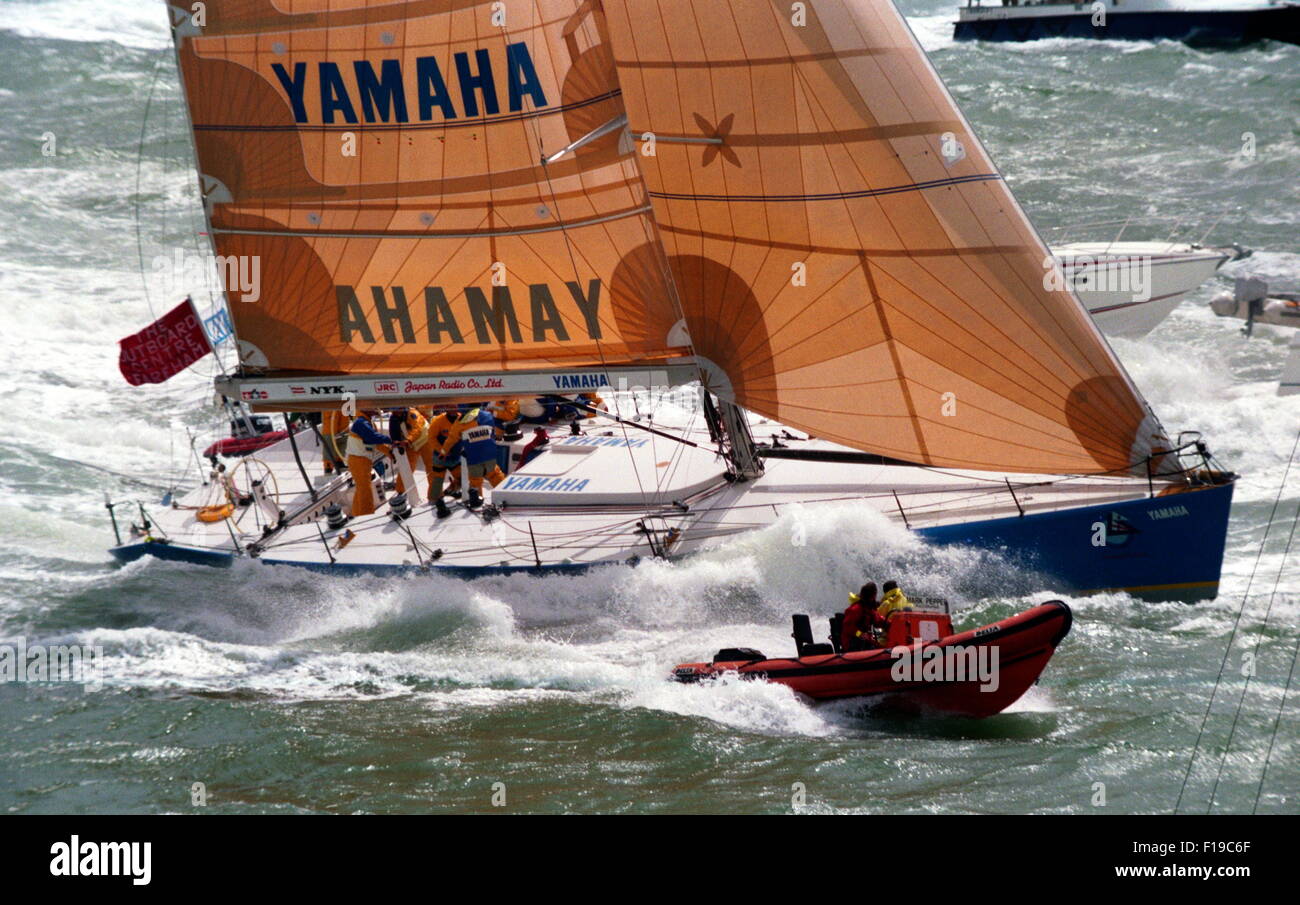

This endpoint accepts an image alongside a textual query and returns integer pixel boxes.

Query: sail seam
[191,89,623,133]
[860,255,931,465]
[209,205,654,240]
[646,173,1002,203]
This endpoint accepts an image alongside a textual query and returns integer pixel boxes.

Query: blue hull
[919,479,1234,601]
[110,480,1235,601]
[110,540,235,568]
[954,9,1300,46]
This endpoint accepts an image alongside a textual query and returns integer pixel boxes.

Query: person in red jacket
[841,582,885,651]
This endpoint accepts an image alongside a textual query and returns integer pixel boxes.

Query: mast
[702,393,763,480]
[718,400,763,480]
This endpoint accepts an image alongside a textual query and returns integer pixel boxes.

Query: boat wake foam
[20,502,1065,736]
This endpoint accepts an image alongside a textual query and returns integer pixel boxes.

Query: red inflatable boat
[202,430,288,459]
[671,601,1072,719]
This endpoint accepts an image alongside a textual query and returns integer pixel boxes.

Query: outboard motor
[792,614,834,657]
[231,414,274,439]
[828,612,845,654]
[712,647,765,664]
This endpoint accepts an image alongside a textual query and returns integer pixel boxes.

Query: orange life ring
[196,503,234,523]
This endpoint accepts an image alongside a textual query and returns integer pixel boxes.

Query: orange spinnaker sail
[603,0,1165,475]
[173,0,687,376]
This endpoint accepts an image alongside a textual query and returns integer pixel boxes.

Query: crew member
[841,582,885,651]
[488,398,520,423]
[344,400,391,517]
[518,397,556,425]
[877,580,914,622]
[419,408,460,517]
[577,392,605,419]
[320,408,348,474]
[389,407,438,504]
[432,406,504,511]
[488,398,523,441]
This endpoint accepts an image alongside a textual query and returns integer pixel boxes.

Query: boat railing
[1043,214,1232,252]
[881,435,1228,531]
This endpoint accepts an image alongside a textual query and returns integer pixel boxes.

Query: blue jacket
[349,416,391,447]
[448,408,499,466]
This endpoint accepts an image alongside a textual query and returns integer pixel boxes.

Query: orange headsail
[602,0,1167,475]
[171,0,686,377]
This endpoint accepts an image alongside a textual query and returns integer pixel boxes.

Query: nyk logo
[310,385,346,395]
[50,836,151,886]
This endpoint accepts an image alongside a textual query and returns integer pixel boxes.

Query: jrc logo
[373,381,398,394]
[1091,511,1139,547]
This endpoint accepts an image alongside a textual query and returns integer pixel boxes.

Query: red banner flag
[118,298,213,386]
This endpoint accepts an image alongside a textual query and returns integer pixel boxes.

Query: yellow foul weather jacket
[877,588,914,621]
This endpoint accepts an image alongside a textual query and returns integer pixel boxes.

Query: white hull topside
[119,405,1189,576]
[1054,241,1231,338]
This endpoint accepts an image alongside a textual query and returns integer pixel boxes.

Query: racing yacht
[107,0,1236,601]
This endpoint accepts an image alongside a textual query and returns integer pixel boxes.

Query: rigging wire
[1208,455,1299,810]
[1174,421,1300,814]
[133,46,211,382]
[1225,493,1300,813]
[1207,494,1298,809]
[128,43,239,501]
[1253,543,1300,813]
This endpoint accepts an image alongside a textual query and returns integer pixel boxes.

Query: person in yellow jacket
[487,398,520,423]
[876,580,914,621]
[392,407,457,504]
[342,396,391,517]
[487,398,522,441]
[320,409,348,474]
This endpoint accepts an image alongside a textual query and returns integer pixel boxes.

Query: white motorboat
[1056,240,1236,337]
